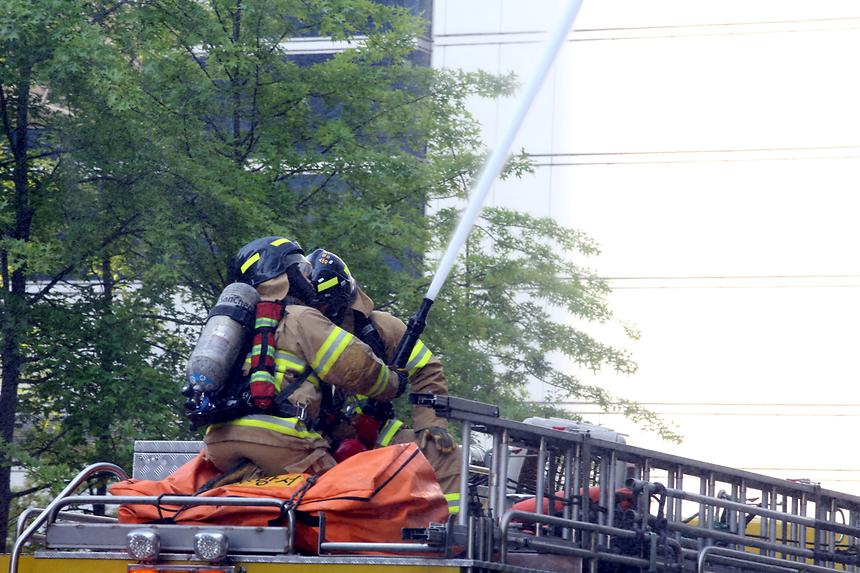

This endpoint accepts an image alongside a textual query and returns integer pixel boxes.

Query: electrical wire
[528,401,860,416]
[555,275,860,290]
[532,155,860,166]
[435,16,860,47]
[434,16,860,39]
[527,401,860,406]
[529,145,860,157]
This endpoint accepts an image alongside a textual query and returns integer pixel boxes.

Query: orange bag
[110,443,448,553]
[292,442,449,553]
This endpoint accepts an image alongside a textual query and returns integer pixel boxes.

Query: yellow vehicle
[7,394,860,573]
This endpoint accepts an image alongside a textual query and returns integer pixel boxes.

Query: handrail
[49,494,295,520]
[629,478,860,539]
[499,510,637,564]
[698,545,845,573]
[50,494,298,554]
[9,462,127,573]
[15,507,116,539]
[318,542,446,554]
[667,520,860,567]
[15,508,42,540]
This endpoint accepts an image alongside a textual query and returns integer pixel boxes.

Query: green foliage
[0,0,679,547]
[421,207,680,441]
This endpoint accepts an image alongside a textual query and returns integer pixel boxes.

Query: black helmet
[308,248,357,324]
[233,236,310,286]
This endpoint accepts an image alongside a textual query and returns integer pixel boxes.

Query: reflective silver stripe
[255,317,279,329]
[313,328,353,379]
[217,414,322,439]
[405,341,432,375]
[251,344,276,358]
[240,414,300,429]
[367,365,390,398]
[444,492,461,514]
[376,419,403,447]
[275,350,306,372]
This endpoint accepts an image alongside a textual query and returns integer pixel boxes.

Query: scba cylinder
[186,282,260,393]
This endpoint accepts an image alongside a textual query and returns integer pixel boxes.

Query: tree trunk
[231,0,243,165]
[0,65,33,553]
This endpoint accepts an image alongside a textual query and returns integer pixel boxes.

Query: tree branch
[90,0,130,24]
[296,170,337,208]
[10,483,51,499]
[28,214,142,305]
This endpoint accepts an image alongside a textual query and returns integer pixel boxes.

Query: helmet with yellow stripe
[308,248,356,324]
[233,236,312,290]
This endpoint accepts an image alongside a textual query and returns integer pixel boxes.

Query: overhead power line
[545,413,860,418]
[528,401,860,407]
[525,146,860,167]
[435,16,860,47]
[529,401,860,416]
[529,145,860,157]
[435,16,860,38]
[557,275,860,290]
[582,275,860,280]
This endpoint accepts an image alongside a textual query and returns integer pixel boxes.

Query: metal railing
[17,395,860,573]
[423,394,860,573]
[9,462,128,573]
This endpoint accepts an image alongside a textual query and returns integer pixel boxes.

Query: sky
[432,0,860,495]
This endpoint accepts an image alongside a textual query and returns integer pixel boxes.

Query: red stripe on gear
[256,301,284,320]
[248,301,284,410]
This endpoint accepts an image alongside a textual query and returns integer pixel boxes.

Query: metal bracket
[409,393,500,418]
[402,522,448,545]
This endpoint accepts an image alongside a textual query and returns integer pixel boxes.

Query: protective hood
[349,287,375,318]
[255,273,290,302]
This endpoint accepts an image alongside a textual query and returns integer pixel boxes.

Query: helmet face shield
[257,252,309,281]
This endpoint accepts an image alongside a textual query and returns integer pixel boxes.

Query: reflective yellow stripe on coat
[405,340,432,377]
[273,350,320,390]
[366,364,391,398]
[209,414,322,440]
[312,327,354,379]
[444,492,461,514]
[376,419,404,447]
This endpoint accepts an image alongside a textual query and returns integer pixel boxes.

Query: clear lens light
[127,530,160,561]
[193,531,229,562]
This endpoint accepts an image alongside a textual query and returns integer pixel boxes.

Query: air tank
[185,282,260,393]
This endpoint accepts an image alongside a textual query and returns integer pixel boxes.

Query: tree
[0,0,676,550]
[0,0,195,547]
[130,0,673,435]
[421,206,680,440]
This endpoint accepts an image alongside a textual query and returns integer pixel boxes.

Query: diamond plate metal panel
[132,441,204,480]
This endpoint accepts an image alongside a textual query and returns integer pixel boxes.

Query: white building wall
[431,0,572,221]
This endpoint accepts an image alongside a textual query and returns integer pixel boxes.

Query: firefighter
[307,248,462,515]
[202,237,404,478]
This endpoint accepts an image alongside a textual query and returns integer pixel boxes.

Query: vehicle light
[193,531,229,562]
[127,530,160,561]
[128,565,237,572]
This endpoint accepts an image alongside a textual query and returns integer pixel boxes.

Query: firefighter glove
[419,427,456,454]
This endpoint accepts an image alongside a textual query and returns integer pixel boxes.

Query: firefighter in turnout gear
[202,237,403,478]
[308,248,462,515]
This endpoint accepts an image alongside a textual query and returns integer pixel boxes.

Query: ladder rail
[432,395,860,572]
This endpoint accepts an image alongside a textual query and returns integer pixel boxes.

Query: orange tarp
[109,443,448,554]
